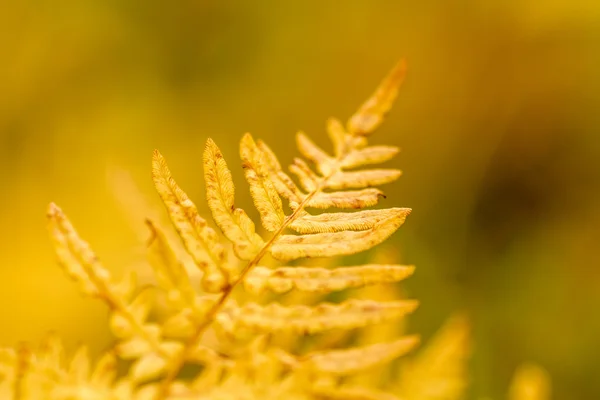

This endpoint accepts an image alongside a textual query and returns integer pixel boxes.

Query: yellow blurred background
[1,1,599,398]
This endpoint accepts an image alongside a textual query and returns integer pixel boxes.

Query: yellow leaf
[240,133,286,232]
[38,62,421,400]
[302,335,419,375]
[341,145,400,170]
[256,139,303,202]
[289,208,411,234]
[271,209,410,260]
[224,299,418,334]
[326,117,348,158]
[203,139,265,260]
[306,188,385,209]
[46,203,110,297]
[244,264,414,294]
[325,169,402,190]
[347,60,407,136]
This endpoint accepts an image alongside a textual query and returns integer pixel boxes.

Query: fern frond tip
[348,59,407,136]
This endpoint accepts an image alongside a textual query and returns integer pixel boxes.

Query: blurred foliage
[1,1,599,399]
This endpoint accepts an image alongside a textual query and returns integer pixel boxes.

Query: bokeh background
[1,1,599,398]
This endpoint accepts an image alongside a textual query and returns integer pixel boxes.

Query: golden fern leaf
[288,208,411,234]
[203,138,265,260]
[298,335,420,375]
[340,145,400,169]
[240,133,286,231]
[256,139,304,204]
[325,168,402,190]
[325,117,346,158]
[243,264,414,294]
[37,61,435,400]
[47,202,115,298]
[221,299,418,335]
[271,211,409,260]
[307,188,385,209]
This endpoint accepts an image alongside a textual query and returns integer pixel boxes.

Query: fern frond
[152,150,229,292]
[203,138,265,260]
[243,265,414,294]
[38,61,437,400]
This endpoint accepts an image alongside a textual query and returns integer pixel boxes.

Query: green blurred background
[1,1,599,398]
